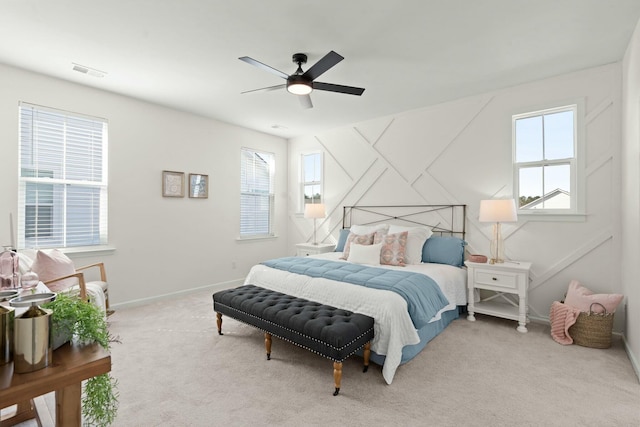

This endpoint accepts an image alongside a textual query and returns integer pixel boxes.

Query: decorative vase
[0,246,20,289]
[52,326,73,350]
[21,270,39,292]
[10,293,56,373]
[0,305,14,366]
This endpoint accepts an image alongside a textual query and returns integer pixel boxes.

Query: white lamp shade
[478,199,518,223]
[304,203,326,219]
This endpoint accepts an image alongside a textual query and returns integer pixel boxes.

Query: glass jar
[0,246,20,289]
[21,270,39,292]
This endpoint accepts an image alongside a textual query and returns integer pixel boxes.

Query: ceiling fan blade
[298,94,313,109]
[302,51,344,81]
[313,81,365,96]
[241,84,286,94]
[239,56,289,80]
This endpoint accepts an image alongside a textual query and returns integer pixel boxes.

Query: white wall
[622,17,640,379]
[0,63,289,305]
[289,63,624,331]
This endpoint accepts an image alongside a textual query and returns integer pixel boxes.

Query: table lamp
[478,199,518,264]
[304,203,326,245]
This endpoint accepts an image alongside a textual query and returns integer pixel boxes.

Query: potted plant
[43,293,119,426]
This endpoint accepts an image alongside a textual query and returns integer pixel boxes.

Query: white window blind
[18,103,108,249]
[240,148,274,237]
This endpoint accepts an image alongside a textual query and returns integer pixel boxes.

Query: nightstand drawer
[295,243,335,257]
[475,270,518,290]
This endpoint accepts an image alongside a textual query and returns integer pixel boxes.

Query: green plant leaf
[83,373,119,427]
[43,293,118,425]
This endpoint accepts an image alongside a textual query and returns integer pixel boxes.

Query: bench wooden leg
[265,333,272,360]
[333,362,342,396]
[363,341,371,373]
[216,312,223,335]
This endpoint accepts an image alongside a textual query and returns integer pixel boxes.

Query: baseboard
[110,279,243,311]
[622,334,640,383]
[527,314,550,325]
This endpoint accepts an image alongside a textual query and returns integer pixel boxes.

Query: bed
[244,205,467,384]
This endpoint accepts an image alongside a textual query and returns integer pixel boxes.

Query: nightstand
[296,243,336,257]
[465,260,532,333]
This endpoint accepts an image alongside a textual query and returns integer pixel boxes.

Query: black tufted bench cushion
[213,284,374,396]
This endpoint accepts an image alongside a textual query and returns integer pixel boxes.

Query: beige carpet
[15,288,640,426]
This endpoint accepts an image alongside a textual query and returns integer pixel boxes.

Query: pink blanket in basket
[549,301,581,345]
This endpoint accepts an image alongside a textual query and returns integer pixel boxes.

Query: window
[301,152,322,209]
[18,103,108,249]
[240,148,275,237]
[513,104,579,214]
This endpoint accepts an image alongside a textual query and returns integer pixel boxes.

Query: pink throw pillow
[30,249,77,292]
[340,232,375,260]
[563,280,623,314]
[374,231,408,266]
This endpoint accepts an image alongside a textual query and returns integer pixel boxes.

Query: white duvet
[244,252,466,384]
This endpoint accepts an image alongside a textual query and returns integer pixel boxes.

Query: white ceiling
[1,1,639,139]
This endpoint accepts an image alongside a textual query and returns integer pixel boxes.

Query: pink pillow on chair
[563,280,623,314]
[30,249,77,292]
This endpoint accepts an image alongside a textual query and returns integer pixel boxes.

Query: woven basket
[568,302,614,349]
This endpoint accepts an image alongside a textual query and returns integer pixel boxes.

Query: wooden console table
[0,342,111,426]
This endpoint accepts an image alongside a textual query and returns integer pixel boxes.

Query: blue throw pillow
[422,236,466,267]
[335,229,351,252]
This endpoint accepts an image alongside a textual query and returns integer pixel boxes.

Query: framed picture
[189,173,208,198]
[162,170,185,197]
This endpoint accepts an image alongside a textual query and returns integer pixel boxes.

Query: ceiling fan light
[287,81,312,95]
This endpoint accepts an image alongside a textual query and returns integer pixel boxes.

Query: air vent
[72,63,106,78]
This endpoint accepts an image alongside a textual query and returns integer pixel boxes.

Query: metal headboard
[342,205,466,239]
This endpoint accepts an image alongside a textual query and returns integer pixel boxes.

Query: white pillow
[347,243,382,265]
[388,225,433,264]
[339,232,375,260]
[350,223,390,235]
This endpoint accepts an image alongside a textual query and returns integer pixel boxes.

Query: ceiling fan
[239,51,365,109]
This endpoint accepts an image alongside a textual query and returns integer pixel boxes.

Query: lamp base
[489,223,506,265]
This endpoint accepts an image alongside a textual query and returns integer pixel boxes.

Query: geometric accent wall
[289,63,623,329]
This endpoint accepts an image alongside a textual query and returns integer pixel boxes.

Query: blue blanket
[261,257,450,329]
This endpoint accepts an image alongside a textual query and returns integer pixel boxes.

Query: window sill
[517,212,586,222]
[236,234,279,242]
[59,245,116,257]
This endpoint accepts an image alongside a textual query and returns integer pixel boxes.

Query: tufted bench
[212,284,375,396]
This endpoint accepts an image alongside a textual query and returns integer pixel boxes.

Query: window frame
[17,102,109,249]
[300,151,323,212]
[512,101,586,221]
[239,147,276,239]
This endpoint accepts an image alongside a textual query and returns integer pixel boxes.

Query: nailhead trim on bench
[214,301,373,362]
